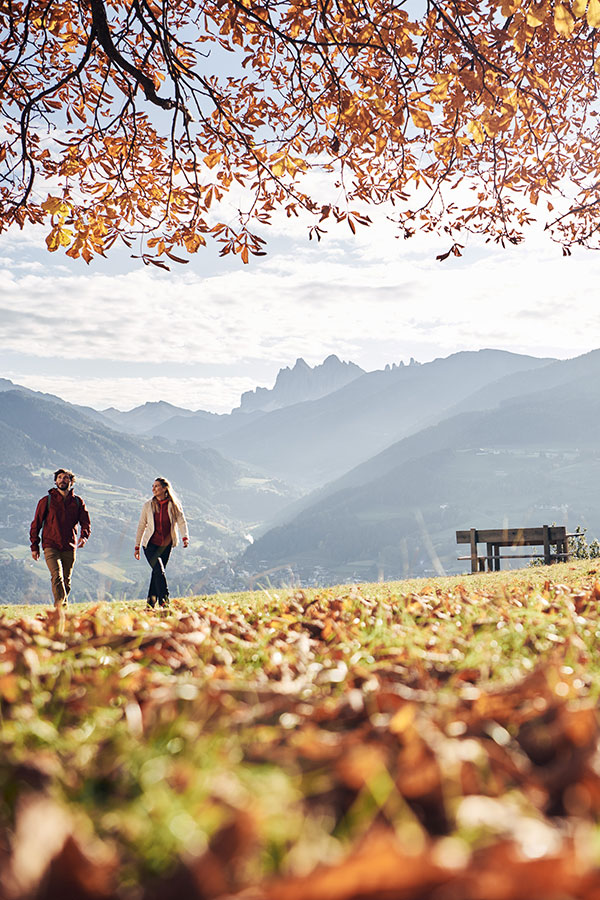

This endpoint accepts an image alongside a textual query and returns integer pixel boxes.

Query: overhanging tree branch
[88,0,176,111]
[1,0,600,264]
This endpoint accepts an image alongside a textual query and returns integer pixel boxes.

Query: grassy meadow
[3,561,600,898]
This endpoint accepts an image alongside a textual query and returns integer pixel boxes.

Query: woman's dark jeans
[143,542,172,606]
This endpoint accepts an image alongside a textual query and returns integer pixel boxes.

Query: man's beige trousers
[43,548,75,607]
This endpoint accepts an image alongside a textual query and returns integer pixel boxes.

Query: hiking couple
[30,470,188,608]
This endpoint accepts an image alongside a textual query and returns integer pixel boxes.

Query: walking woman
[134,477,189,608]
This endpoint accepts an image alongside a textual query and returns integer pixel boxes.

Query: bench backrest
[456,526,567,546]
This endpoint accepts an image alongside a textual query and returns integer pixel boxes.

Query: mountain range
[139,350,554,488]
[206,349,556,487]
[1,348,598,601]
[238,355,365,413]
[241,350,600,585]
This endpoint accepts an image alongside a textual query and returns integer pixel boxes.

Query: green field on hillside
[3,561,600,899]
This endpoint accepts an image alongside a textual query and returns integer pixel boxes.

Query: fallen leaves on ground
[2,571,600,898]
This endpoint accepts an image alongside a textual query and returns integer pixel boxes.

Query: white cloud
[0,197,598,413]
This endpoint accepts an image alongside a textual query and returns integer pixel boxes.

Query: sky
[2,2,600,418]
[1,199,599,414]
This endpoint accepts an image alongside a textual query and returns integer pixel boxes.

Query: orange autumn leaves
[3,573,600,897]
[2,1,600,265]
[554,1,600,35]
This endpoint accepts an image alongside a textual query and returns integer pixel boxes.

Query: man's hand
[31,549,39,561]
[77,537,86,549]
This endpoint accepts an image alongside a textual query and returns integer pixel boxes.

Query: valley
[1,348,599,602]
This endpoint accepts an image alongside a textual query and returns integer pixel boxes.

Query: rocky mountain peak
[239,355,365,413]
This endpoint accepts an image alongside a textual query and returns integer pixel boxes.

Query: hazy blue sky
[1,199,598,413]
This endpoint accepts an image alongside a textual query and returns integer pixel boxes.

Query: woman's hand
[134,546,140,560]
[183,537,189,548]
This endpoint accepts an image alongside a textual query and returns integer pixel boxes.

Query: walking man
[30,468,91,608]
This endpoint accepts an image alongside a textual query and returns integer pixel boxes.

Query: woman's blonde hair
[152,476,182,512]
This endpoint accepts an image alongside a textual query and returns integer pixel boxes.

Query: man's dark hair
[54,468,75,484]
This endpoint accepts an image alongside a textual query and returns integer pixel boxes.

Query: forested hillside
[0,391,292,604]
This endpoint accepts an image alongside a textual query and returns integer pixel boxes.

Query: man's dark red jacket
[30,488,91,552]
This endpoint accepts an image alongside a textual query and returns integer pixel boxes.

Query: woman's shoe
[147,595,157,608]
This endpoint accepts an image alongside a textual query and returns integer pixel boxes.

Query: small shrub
[569,526,600,560]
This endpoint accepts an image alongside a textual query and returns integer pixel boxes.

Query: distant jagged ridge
[238,355,365,413]
[100,400,198,434]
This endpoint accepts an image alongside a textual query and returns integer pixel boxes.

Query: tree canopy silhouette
[2,0,600,265]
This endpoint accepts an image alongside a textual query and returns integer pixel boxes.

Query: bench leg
[543,525,551,565]
[470,528,478,574]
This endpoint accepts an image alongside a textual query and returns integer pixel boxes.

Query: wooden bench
[456,526,571,574]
